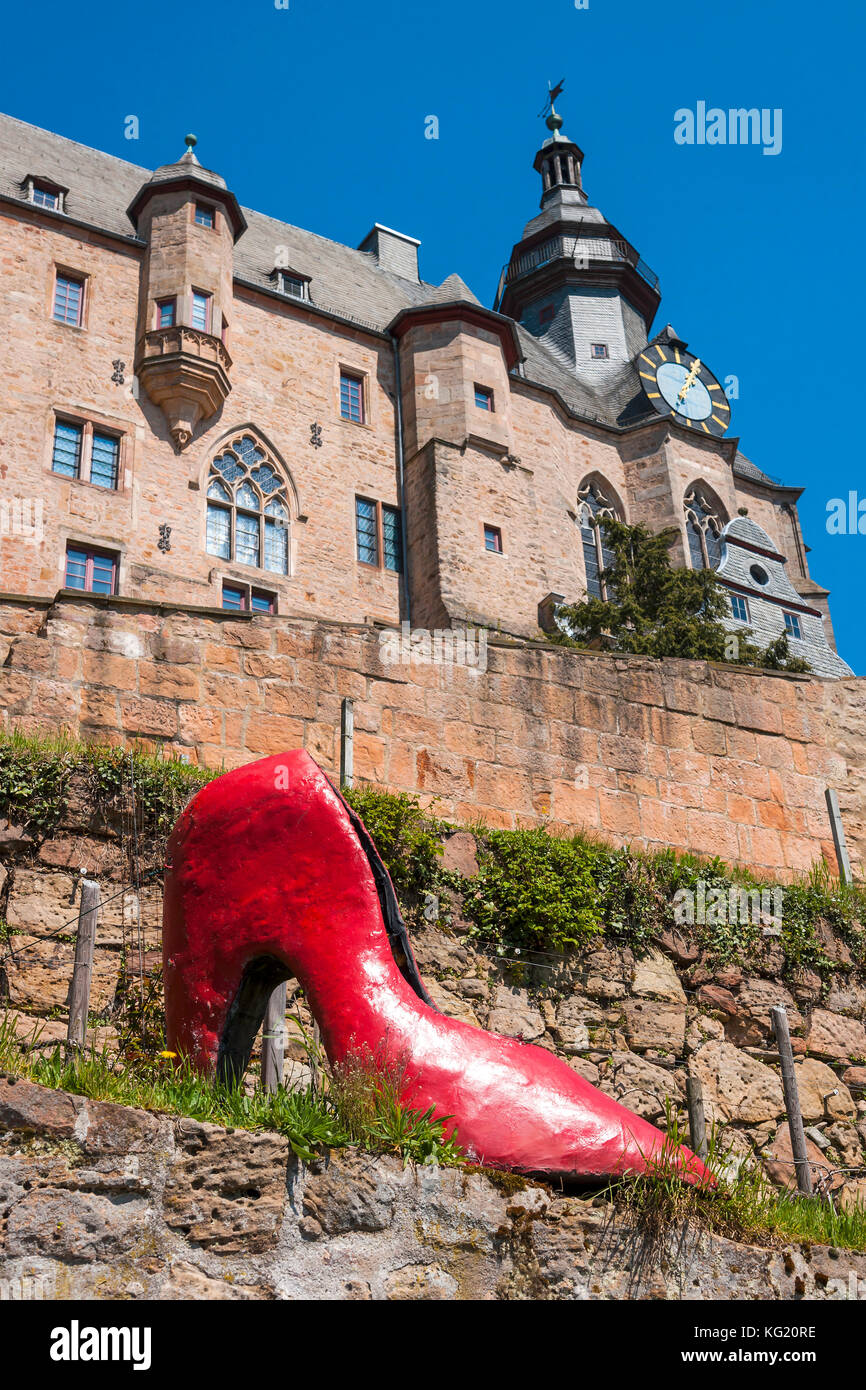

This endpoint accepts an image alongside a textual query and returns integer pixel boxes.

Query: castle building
[0,104,852,678]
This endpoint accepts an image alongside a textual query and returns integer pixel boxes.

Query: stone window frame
[221,580,277,614]
[193,201,216,230]
[483,523,503,554]
[191,288,213,333]
[577,477,621,600]
[51,264,89,330]
[156,297,177,330]
[684,484,727,571]
[339,367,368,426]
[274,268,312,302]
[474,384,495,412]
[205,433,293,580]
[25,175,68,214]
[47,408,128,493]
[58,530,126,596]
[354,495,403,573]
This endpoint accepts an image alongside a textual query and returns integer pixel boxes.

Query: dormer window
[194,203,215,229]
[275,269,311,301]
[33,185,60,210]
[26,177,66,212]
[590,343,609,359]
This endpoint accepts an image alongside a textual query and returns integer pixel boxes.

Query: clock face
[638,343,731,437]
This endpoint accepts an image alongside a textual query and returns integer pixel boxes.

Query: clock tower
[497,97,661,392]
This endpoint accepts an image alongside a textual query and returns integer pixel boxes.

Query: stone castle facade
[0,104,852,678]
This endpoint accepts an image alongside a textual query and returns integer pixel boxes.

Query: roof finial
[184,133,198,151]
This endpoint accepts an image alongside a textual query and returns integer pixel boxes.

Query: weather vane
[539,79,565,121]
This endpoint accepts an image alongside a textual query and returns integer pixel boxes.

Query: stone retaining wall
[1,1076,864,1301]
[1,593,864,880]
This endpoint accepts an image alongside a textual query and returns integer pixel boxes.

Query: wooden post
[262,982,287,1094]
[771,1005,813,1197]
[686,1076,708,1160]
[825,789,853,886]
[66,879,100,1052]
[340,697,354,789]
[309,1019,321,1094]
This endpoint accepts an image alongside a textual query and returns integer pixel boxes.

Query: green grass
[608,1103,866,1255]
[0,1012,464,1168]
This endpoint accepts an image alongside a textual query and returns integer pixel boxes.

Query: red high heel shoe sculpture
[164,750,711,1184]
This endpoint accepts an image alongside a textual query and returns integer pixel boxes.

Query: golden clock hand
[677,358,702,403]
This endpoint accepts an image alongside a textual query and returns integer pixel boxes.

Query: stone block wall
[1,593,864,880]
[2,1076,865,1300]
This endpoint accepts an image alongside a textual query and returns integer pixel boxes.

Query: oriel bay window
[205,435,291,576]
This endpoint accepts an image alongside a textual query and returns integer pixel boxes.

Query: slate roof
[0,110,792,490]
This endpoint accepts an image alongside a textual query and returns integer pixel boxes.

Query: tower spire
[534,82,584,202]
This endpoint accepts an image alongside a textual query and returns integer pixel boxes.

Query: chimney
[359,223,420,282]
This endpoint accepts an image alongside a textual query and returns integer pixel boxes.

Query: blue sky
[3,0,864,671]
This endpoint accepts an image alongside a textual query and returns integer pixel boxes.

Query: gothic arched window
[206,435,290,575]
[684,487,724,570]
[578,479,620,600]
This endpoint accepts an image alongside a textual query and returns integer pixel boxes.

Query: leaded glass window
[577,480,619,600]
[684,488,724,570]
[205,435,291,576]
[355,497,378,565]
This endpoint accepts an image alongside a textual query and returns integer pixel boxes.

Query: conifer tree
[553,518,809,672]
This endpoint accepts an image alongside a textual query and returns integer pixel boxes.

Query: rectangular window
[52,420,83,479]
[194,204,215,229]
[53,273,84,327]
[33,185,60,210]
[784,611,803,640]
[221,584,276,613]
[191,291,211,332]
[382,504,403,573]
[730,594,750,623]
[221,584,245,611]
[355,496,378,565]
[591,343,609,359]
[474,385,494,411]
[280,274,307,299]
[340,372,365,424]
[539,304,555,325]
[90,433,120,490]
[157,297,176,329]
[64,545,117,595]
[484,525,503,553]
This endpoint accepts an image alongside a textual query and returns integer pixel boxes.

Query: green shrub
[458,826,602,951]
[343,785,442,902]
